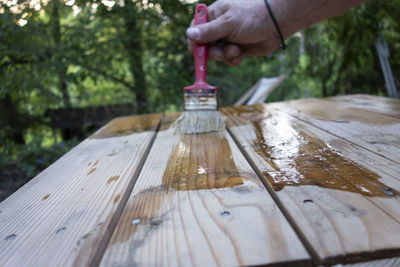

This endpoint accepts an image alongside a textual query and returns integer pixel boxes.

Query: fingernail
[186,27,200,41]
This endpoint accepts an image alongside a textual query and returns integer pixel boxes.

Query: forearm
[271,0,366,38]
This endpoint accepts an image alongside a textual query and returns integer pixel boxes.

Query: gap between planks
[225,126,322,266]
[87,115,163,267]
[272,103,400,235]
[1,113,164,266]
[93,102,400,266]
[274,100,400,166]
[99,113,311,267]
[223,103,400,266]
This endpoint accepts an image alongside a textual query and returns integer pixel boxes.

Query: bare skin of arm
[186,0,366,66]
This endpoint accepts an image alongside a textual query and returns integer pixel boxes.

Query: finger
[241,40,279,56]
[186,14,233,43]
[225,55,244,66]
[223,44,241,61]
[209,45,225,61]
[207,0,228,20]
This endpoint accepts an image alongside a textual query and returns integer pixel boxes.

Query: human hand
[186,0,289,66]
[186,0,366,66]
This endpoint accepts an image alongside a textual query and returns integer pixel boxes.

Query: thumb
[186,15,232,43]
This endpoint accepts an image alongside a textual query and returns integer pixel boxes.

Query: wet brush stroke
[162,132,246,190]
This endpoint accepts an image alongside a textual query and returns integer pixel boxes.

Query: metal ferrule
[184,89,218,111]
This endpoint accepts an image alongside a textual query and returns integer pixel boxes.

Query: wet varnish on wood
[221,99,400,265]
[99,115,310,267]
[162,133,246,190]
[1,94,400,267]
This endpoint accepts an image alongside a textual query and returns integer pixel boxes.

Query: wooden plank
[221,104,400,265]
[340,257,400,267]
[100,114,311,267]
[0,113,163,267]
[272,98,400,164]
[325,94,400,119]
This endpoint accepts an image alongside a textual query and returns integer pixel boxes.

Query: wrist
[268,0,296,40]
[264,0,287,49]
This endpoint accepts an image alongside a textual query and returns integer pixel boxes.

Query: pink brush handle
[193,4,208,83]
[184,4,217,91]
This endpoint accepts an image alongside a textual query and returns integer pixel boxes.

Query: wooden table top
[1,94,400,267]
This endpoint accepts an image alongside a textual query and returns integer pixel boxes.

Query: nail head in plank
[0,113,162,267]
[99,113,311,267]
[221,104,400,265]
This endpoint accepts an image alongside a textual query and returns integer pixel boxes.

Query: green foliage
[18,139,77,177]
[0,131,78,200]
[283,0,400,98]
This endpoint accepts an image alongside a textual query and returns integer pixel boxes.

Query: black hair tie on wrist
[264,0,286,50]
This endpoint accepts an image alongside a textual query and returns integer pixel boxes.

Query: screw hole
[5,234,16,241]
[384,188,394,196]
[303,199,313,204]
[220,211,230,217]
[131,218,141,225]
[56,227,67,234]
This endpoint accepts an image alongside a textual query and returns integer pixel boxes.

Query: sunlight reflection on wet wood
[2,96,400,267]
[162,133,246,190]
[273,98,400,164]
[222,101,400,265]
[100,114,310,267]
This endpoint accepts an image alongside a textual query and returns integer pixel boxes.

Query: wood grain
[273,98,400,164]
[340,257,400,267]
[326,94,400,119]
[100,114,311,267]
[0,113,162,267]
[221,104,400,265]
[2,96,400,266]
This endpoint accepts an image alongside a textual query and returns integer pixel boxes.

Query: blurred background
[1,0,399,200]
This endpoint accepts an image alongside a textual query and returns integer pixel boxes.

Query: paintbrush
[173,3,225,135]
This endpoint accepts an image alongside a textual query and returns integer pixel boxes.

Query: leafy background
[1,0,399,200]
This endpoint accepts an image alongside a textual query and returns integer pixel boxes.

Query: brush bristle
[173,111,225,134]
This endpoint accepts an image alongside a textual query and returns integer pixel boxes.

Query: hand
[186,0,287,66]
[186,0,366,66]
